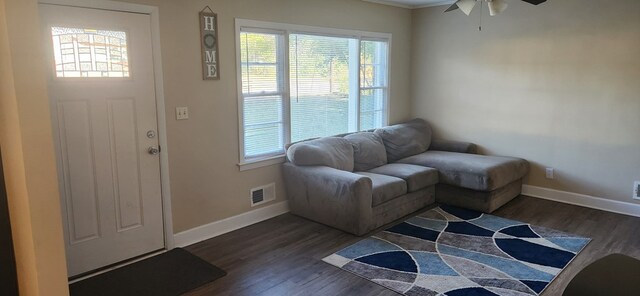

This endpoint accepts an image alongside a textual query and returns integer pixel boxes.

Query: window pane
[360,88,386,130]
[240,31,284,159]
[240,32,279,94]
[51,27,129,78]
[244,95,284,157]
[290,34,354,142]
[360,40,388,88]
[290,96,350,142]
[360,40,388,130]
[238,22,391,163]
[244,123,283,158]
[244,96,283,126]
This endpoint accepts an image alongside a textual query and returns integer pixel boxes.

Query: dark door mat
[70,248,226,296]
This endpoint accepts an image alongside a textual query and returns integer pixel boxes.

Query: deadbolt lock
[148,146,160,155]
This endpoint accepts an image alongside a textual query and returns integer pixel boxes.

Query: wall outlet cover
[545,168,554,179]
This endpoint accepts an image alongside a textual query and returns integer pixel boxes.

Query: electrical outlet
[545,168,554,180]
[634,181,640,200]
[176,107,189,120]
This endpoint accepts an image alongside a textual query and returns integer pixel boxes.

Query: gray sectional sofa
[282,119,529,236]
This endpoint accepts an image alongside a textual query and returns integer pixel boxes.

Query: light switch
[176,107,189,120]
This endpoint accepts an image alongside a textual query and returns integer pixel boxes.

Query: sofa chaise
[282,119,529,235]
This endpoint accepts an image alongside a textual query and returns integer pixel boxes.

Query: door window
[51,27,130,78]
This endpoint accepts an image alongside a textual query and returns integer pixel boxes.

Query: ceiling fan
[445,0,547,17]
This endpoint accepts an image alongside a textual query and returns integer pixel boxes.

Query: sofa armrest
[282,163,373,235]
[429,139,478,154]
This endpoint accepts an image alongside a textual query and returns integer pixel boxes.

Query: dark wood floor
[185,195,640,295]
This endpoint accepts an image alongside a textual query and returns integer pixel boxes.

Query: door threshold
[68,249,166,284]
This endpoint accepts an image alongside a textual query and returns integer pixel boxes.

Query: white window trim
[238,27,288,163]
[235,19,392,171]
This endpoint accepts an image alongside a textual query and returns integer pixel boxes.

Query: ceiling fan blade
[444,3,459,12]
[521,0,547,5]
[487,0,508,16]
[456,0,478,16]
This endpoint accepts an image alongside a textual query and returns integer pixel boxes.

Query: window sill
[238,155,286,171]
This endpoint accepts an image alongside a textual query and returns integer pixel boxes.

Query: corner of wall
[0,0,70,295]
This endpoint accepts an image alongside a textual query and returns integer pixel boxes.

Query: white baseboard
[522,185,640,218]
[173,186,639,247]
[174,201,290,248]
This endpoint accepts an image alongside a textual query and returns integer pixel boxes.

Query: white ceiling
[362,0,455,9]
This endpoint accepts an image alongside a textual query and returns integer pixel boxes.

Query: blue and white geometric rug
[323,205,590,296]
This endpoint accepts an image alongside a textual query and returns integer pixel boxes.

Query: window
[290,34,355,142]
[237,20,390,166]
[239,30,286,159]
[51,27,129,78]
[360,40,388,131]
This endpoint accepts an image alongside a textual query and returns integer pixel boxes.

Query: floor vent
[250,183,275,207]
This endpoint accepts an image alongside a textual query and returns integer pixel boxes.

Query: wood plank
[185,195,640,295]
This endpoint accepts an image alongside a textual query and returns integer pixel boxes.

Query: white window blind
[240,31,285,159]
[289,34,360,142]
[237,20,390,166]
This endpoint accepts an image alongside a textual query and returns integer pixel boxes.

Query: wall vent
[634,181,640,200]
[250,183,276,207]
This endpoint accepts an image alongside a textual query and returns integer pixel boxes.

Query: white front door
[40,4,165,277]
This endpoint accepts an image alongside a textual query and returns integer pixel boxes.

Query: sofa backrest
[285,119,432,169]
[286,137,355,171]
[375,118,432,162]
[344,132,387,171]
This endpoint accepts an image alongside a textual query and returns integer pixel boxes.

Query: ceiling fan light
[487,0,508,16]
[456,0,478,16]
[521,0,547,5]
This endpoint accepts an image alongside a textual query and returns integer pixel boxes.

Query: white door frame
[39,0,174,250]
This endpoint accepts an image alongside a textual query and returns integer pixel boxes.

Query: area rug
[323,205,590,296]
[70,248,226,296]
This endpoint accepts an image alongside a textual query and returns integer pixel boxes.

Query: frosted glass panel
[51,27,129,78]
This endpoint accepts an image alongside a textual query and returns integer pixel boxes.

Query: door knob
[148,146,160,155]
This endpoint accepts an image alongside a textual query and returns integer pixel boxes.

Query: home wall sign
[200,6,219,80]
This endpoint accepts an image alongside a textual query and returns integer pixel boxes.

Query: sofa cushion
[375,118,432,162]
[367,163,439,192]
[344,132,387,171]
[398,151,529,191]
[287,137,354,172]
[355,172,407,207]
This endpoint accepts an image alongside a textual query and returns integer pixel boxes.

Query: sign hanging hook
[201,5,214,13]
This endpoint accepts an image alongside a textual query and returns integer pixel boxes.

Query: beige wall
[0,0,69,295]
[114,0,413,232]
[0,1,410,289]
[411,0,640,203]
[1,0,635,292]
